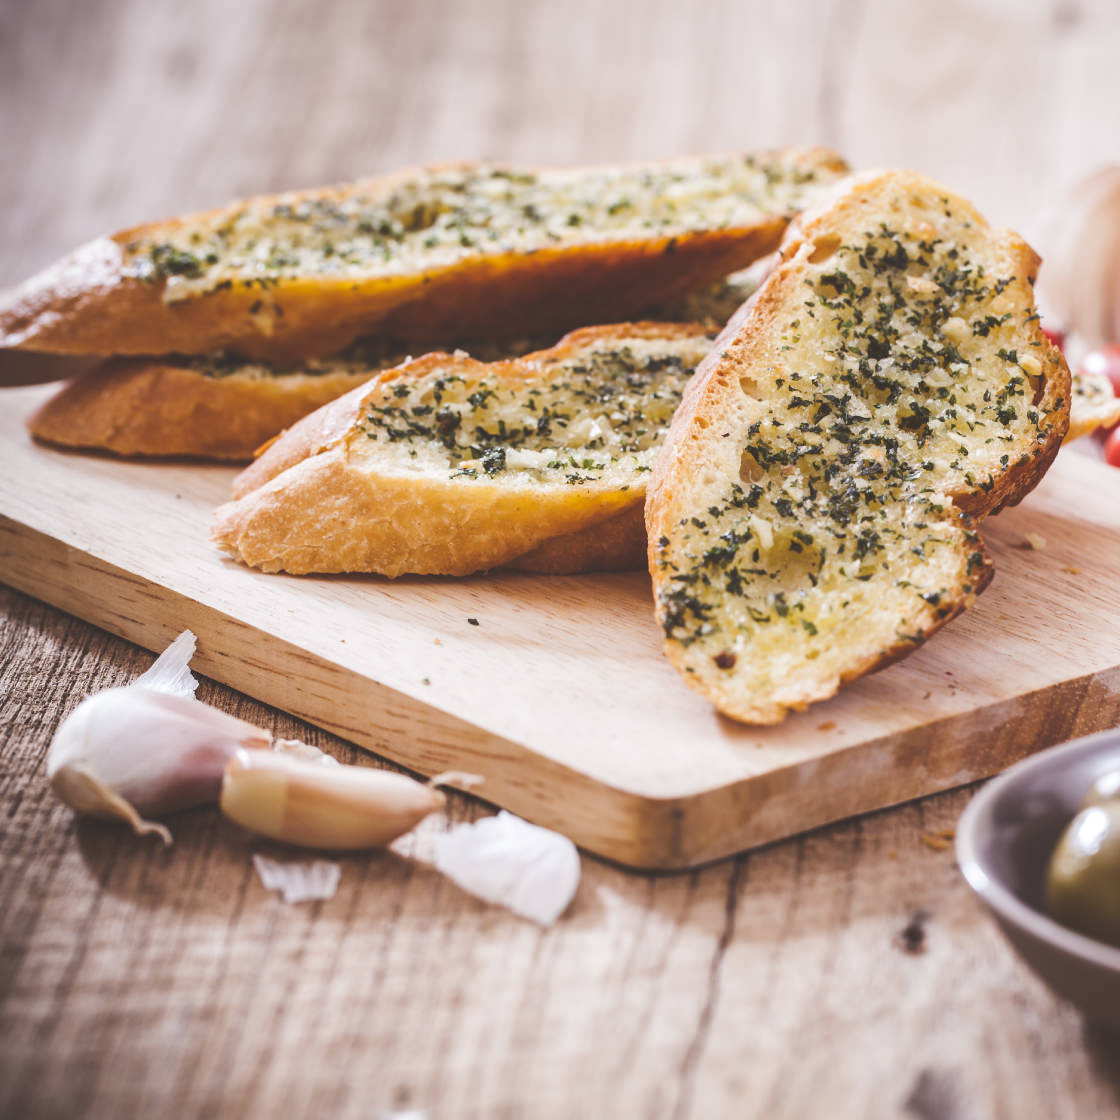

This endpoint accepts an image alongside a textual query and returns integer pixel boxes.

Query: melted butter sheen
[123,156,833,297]
[354,336,712,487]
[656,220,1052,654]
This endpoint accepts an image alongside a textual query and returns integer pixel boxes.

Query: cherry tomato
[1082,345,1120,399]
[1042,325,1066,353]
[1106,426,1120,469]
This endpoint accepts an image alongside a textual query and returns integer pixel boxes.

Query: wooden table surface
[3,1,1120,1116]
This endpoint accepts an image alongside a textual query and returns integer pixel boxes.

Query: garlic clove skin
[220,749,446,850]
[47,686,270,842]
[49,764,176,845]
[131,630,199,698]
[431,811,580,926]
[252,854,341,903]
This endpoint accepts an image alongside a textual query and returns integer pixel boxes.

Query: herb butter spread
[354,333,713,487]
[649,174,1067,723]
[122,154,840,301]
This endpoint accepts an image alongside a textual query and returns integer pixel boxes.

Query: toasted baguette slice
[0,150,846,362]
[1069,367,1120,441]
[24,355,379,461]
[213,323,714,576]
[646,170,1070,725]
[25,267,764,462]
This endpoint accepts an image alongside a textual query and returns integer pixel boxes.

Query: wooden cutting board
[3,382,1119,868]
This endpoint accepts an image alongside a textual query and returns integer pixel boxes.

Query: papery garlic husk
[432,811,581,926]
[131,630,200,698]
[220,749,445,850]
[47,687,270,843]
[252,854,341,903]
[1037,165,1120,349]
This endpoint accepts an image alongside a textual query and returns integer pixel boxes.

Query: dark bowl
[956,727,1120,1025]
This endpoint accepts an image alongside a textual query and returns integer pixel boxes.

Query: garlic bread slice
[1068,367,1120,441]
[646,170,1070,724]
[1,150,845,362]
[213,323,713,576]
[25,267,764,462]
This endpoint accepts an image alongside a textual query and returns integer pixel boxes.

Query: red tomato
[1106,427,1120,469]
[1042,325,1066,352]
[1082,345,1120,399]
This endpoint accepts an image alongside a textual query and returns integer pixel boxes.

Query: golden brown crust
[646,170,1070,725]
[26,358,372,461]
[214,321,711,576]
[213,450,637,577]
[506,504,647,574]
[229,379,377,489]
[0,151,847,362]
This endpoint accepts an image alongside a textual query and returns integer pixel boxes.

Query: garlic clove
[47,687,270,841]
[219,749,446,850]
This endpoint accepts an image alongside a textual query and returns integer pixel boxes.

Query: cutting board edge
[672,666,1120,867]
[0,512,747,867]
[6,485,1120,870]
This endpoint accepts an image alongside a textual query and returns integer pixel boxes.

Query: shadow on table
[73,807,448,920]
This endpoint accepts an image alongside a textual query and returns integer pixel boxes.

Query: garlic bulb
[46,630,269,842]
[1037,165,1120,348]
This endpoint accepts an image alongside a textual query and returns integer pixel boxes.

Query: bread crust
[0,151,846,362]
[505,503,647,574]
[214,322,711,576]
[25,358,373,461]
[646,170,1070,724]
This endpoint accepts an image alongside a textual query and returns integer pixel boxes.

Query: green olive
[1079,769,1120,810]
[1045,798,1120,948]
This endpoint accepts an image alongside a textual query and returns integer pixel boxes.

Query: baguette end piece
[0,238,129,354]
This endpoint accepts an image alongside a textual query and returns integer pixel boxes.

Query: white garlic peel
[1037,165,1120,348]
[432,811,581,926]
[220,749,445,850]
[252,854,341,904]
[131,630,200,698]
[272,737,341,766]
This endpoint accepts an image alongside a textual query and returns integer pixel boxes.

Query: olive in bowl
[956,727,1120,1025]
[1045,785,1120,948]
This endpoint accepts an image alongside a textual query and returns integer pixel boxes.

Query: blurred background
[3,0,1118,289]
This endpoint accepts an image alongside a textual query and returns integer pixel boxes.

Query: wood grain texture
[5,384,1120,869]
[4,588,1120,1120]
[4,0,1120,1114]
